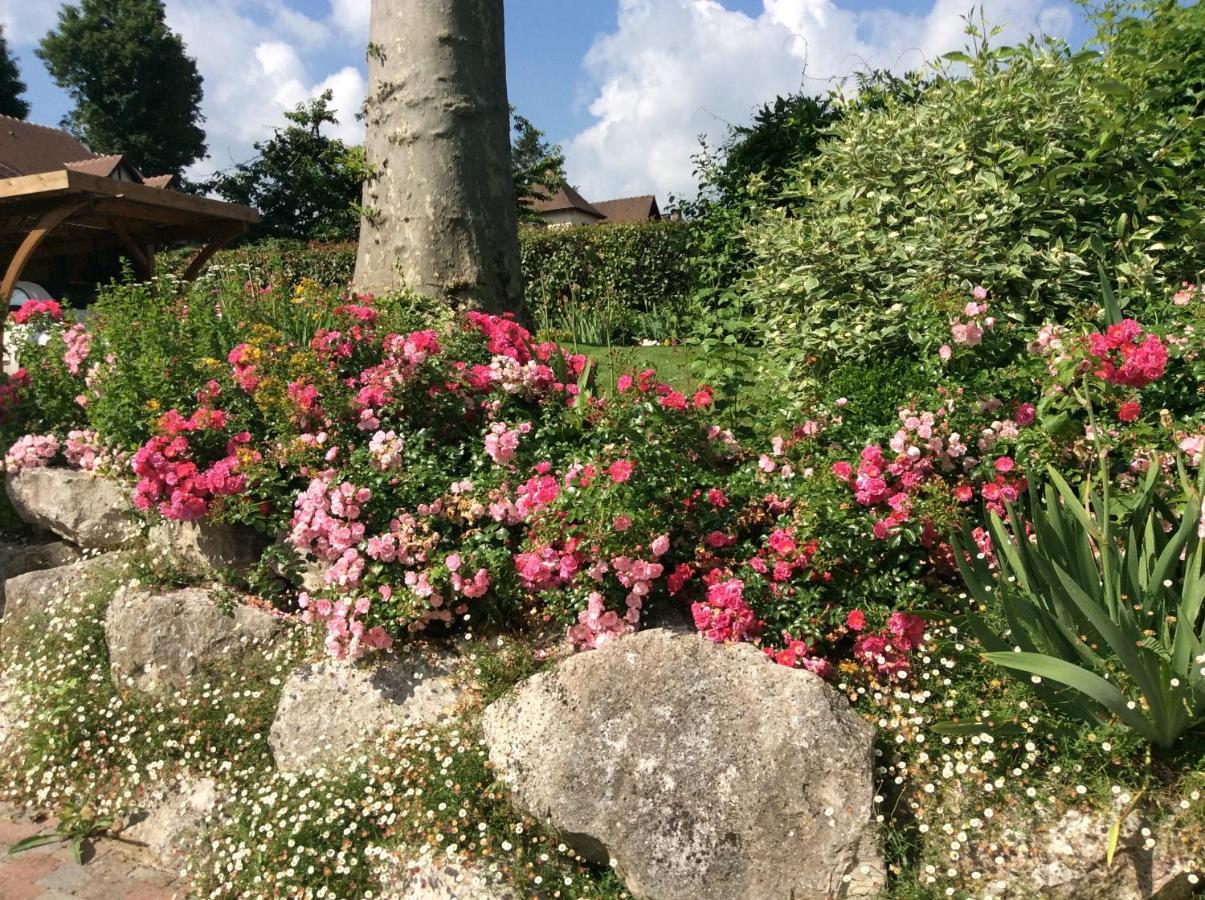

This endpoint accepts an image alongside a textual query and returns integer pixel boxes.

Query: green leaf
[1097,262,1123,324]
[8,834,63,855]
[984,651,1155,740]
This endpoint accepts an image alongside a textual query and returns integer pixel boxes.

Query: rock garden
[1,1,1204,897]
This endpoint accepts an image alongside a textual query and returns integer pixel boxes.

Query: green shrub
[162,222,695,345]
[743,4,1204,384]
[161,238,357,289]
[518,221,695,342]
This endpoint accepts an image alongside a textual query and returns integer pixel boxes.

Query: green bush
[162,238,357,289]
[162,223,695,344]
[518,221,695,342]
[743,4,1204,383]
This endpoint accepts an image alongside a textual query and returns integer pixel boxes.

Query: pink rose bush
[0,273,1199,689]
[4,433,59,470]
[131,389,260,521]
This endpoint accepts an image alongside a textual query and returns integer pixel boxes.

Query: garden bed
[0,269,1202,898]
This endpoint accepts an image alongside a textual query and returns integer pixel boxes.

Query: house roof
[527,184,605,219]
[0,117,173,190]
[63,154,129,179]
[0,116,99,179]
[592,195,660,224]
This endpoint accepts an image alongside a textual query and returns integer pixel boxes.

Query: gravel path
[0,802,187,900]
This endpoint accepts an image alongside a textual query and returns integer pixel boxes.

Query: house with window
[525,184,661,228]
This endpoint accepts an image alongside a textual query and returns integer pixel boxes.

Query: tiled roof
[63,154,126,178]
[0,115,97,179]
[526,184,605,219]
[592,195,660,224]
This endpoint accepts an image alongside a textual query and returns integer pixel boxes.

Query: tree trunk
[354,0,522,315]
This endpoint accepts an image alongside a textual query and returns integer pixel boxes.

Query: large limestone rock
[105,587,283,694]
[0,539,81,610]
[1,552,123,637]
[5,468,139,549]
[270,650,462,773]
[148,519,268,573]
[482,629,883,900]
[125,776,217,868]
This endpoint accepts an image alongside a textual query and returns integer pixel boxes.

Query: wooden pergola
[0,167,259,317]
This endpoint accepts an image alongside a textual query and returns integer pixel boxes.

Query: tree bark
[354,0,522,315]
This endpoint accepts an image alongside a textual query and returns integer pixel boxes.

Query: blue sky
[1,1,1089,200]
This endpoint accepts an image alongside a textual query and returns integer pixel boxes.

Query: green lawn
[573,343,701,395]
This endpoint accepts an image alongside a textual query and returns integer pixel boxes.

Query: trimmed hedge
[518,220,694,315]
[162,238,357,288]
[163,224,696,325]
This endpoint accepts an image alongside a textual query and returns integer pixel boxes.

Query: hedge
[517,220,694,316]
[162,223,696,324]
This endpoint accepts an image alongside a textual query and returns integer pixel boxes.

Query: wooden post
[1,199,89,367]
[109,217,155,280]
[182,222,245,281]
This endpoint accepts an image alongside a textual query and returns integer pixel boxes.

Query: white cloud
[0,0,368,179]
[158,0,366,179]
[0,1,58,45]
[566,0,1075,202]
[328,0,371,40]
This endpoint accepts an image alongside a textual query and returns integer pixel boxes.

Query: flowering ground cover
[0,266,1203,896]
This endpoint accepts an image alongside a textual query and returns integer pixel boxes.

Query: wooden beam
[64,170,260,223]
[0,170,72,201]
[0,198,91,364]
[108,217,154,280]
[88,199,218,229]
[182,222,246,281]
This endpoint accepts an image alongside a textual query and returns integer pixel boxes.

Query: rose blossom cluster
[289,476,371,562]
[567,591,634,649]
[1087,319,1168,388]
[368,430,404,471]
[298,590,394,660]
[9,299,63,324]
[62,323,93,375]
[765,636,833,678]
[353,329,443,429]
[484,421,531,465]
[1172,282,1201,307]
[63,429,106,470]
[849,610,927,679]
[940,286,995,360]
[691,577,762,643]
[129,392,260,520]
[132,424,258,521]
[0,369,30,423]
[227,343,262,393]
[832,445,932,539]
[4,433,59,470]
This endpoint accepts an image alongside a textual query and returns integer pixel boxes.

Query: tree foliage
[0,26,29,120]
[206,92,368,242]
[37,0,206,176]
[512,111,566,221]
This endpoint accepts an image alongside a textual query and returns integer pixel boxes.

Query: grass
[574,342,701,395]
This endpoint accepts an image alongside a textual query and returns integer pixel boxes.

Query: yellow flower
[145,399,160,411]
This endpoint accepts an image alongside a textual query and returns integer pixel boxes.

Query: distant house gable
[526,183,661,228]
[0,116,175,189]
[592,195,661,225]
[525,184,606,227]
